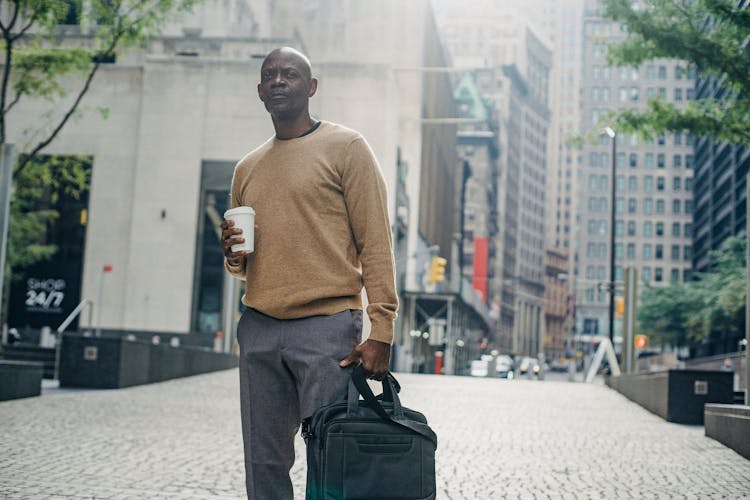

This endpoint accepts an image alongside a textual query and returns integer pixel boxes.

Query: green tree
[638,236,746,347]
[601,0,750,146]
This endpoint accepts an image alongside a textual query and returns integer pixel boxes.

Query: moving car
[495,355,514,378]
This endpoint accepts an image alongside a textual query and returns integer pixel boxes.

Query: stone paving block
[1,370,749,498]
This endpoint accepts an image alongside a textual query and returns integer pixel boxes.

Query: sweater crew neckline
[273,120,327,144]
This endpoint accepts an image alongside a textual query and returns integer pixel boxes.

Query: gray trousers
[238,308,362,500]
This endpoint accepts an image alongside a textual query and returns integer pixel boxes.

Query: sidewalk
[1,370,749,499]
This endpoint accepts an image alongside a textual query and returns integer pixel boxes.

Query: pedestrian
[220,47,398,499]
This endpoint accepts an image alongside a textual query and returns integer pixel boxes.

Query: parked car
[495,355,514,378]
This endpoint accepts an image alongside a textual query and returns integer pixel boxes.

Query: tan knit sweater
[225,121,398,344]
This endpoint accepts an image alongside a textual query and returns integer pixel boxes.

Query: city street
[1,370,749,499]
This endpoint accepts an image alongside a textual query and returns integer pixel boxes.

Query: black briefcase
[303,366,437,500]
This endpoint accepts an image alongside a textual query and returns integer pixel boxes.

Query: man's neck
[272,114,317,140]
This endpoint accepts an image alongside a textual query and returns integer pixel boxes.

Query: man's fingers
[339,352,360,367]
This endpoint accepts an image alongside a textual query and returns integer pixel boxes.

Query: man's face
[257,50,317,120]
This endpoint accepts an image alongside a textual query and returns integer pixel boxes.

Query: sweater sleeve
[341,136,399,344]
[224,165,247,280]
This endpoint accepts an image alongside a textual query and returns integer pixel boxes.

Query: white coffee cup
[224,206,255,253]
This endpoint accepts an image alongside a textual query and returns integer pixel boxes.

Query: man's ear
[308,78,318,98]
[257,82,264,102]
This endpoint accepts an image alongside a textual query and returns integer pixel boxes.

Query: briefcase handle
[348,365,438,447]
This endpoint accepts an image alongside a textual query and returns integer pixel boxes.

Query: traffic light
[634,334,649,349]
[615,296,625,317]
[428,256,447,284]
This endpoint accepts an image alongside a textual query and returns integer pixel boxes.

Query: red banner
[472,237,489,303]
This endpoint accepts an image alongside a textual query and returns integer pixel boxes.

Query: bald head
[262,47,313,82]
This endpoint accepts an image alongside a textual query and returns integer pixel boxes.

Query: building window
[587,242,596,257]
[656,222,664,236]
[646,87,655,98]
[644,176,654,192]
[658,87,666,98]
[643,244,652,260]
[673,200,681,214]
[628,221,637,236]
[657,177,665,191]
[674,132,682,145]
[586,266,595,279]
[657,154,665,168]
[643,267,651,282]
[671,269,680,283]
[629,153,637,167]
[685,223,692,237]
[685,178,693,190]
[646,65,655,79]
[645,153,654,169]
[628,198,637,213]
[599,220,608,235]
[616,175,625,191]
[658,65,667,79]
[643,221,653,237]
[619,87,628,102]
[673,178,681,191]
[615,267,623,282]
[674,88,683,100]
[590,152,600,167]
[672,222,681,237]
[655,244,663,259]
[656,199,665,214]
[589,175,598,190]
[627,243,636,258]
[644,198,653,214]
[685,155,693,169]
[655,268,663,282]
[686,88,695,100]
[684,246,692,260]
[631,87,639,101]
[673,155,682,168]
[599,243,607,258]
[616,197,625,213]
[588,220,597,235]
[628,176,637,191]
[671,245,680,260]
[675,66,684,79]
[685,200,693,213]
[617,152,626,168]
[615,243,623,258]
[616,220,624,236]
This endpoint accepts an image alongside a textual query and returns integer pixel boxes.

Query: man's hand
[339,339,391,380]
[221,219,248,265]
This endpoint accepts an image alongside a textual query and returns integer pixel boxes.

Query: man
[220,47,398,499]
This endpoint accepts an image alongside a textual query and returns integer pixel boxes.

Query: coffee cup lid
[224,206,255,218]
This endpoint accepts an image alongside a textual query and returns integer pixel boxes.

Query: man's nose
[271,73,285,86]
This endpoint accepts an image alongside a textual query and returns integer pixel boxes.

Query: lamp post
[604,127,616,344]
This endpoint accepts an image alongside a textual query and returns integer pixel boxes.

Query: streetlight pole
[605,127,616,344]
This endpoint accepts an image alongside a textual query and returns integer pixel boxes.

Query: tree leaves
[600,0,750,146]
[637,236,746,346]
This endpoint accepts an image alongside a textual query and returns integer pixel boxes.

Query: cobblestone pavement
[1,370,749,499]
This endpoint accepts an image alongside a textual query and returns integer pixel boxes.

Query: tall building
[575,1,695,338]
[692,93,749,273]
[433,1,551,357]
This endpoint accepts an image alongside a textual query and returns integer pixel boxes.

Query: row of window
[587,220,692,238]
[587,174,693,192]
[591,87,695,103]
[587,196,693,215]
[594,131,694,148]
[590,152,694,169]
[590,64,696,81]
[586,242,691,261]
[583,267,688,301]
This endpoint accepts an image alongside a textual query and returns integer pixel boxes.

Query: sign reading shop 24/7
[8,263,82,330]
[25,277,67,313]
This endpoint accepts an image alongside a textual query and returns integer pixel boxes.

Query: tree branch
[4,90,20,114]
[13,59,102,175]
